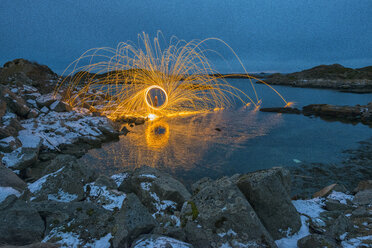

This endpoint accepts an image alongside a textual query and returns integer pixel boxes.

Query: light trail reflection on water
[80,107,283,185]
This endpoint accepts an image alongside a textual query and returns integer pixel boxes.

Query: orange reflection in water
[81,108,283,174]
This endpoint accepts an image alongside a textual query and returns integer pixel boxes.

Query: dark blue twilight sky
[1,0,371,74]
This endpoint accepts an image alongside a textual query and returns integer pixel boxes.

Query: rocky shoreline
[263,64,372,93]
[0,59,371,247]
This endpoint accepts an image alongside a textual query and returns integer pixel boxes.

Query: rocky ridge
[264,64,372,93]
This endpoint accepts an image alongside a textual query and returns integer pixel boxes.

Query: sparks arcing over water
[56,32,289,120]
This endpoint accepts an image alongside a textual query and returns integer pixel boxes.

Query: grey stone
[325,199,353,211]
[297,234,337,248]
[327,215,353,239]
[353,180,372,193]
[0,164,26,191]
[112,193,157,247]
[49,100,72,112]
[0,136,21,152]
[95,174,118,189]
[1,89,30,117]
[0,199,44,245]
[36,93,61,108]
[181,177,277,248]
[2,146,40,170]
[237,167,301,239]
[353,189,372,205]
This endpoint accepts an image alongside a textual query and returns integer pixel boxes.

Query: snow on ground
[327,191,354,204]
[17,130,41,148]
[0,186,21,203]
[42,228,112,248]
[275,198,325,248]
[20,110,113,150]
[47,189,78,202]
[84,182,126,211]
[341,235,372,248]
[111,172,129,187]
[133,235,192,248]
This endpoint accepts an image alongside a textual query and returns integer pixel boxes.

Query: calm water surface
[81,79,372,185]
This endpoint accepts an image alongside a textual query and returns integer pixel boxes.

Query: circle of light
[144,85,169,111]
[145,120,170,149]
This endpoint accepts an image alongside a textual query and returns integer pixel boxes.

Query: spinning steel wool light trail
[57,32,290,120]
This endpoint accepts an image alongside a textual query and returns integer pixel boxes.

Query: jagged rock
[31,200,114,246]
[49,100,72,112]
[0,59,58,94]
[353,189,372,205]
[0,164,26,191]
[0,198,44,245]
[1,88,30,117]
[0,116,24,139]
[94,174,118,189]
[119,166,191,214]
[0,136,22,152]
[181,177,276,248]
[236,167,301,239]
[26,161,97,202]
[0,99,6,119]
[132,234,193,248]
[325,199,353,211]
[112,193,157,247]
[36,93,61,108]
[353,180,372,193]
[313,183,347,198]
[297,234,337,248]
[327,215,353,239]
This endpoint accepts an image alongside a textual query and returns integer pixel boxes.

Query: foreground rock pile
[0,59,122,181]
[1,161,371,247]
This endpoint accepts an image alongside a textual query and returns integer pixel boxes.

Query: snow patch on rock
[0,186,21,203]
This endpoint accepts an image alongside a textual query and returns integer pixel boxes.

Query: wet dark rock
[181,177,276,248]
[297,234,337,248]
[260,107,302,114]
[0,199,44,245]
[112,193,157,248]
[237,167,301,239]
[0,164,27,191]
[325,199,353,211]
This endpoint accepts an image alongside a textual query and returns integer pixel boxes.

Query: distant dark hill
[264,64,372,93]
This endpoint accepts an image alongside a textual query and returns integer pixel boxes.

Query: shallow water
[81,79,372,185]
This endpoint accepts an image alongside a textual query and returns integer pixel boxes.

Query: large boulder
[49,100,72,112]
[236,167,301,240]
[111,193,157,247]
[0,197,45,245]
[0,164,26,191]
[26,160,97,202]
[119,166,191,215]
[181,177,276,248]
[297,234,337,248]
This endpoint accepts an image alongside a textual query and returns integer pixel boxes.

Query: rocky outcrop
[237,167,301,239]
[264,64,372,93]
[181,176,277,248]
[0,196,45,245]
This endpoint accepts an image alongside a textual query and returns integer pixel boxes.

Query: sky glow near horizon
[0,0,371,74]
